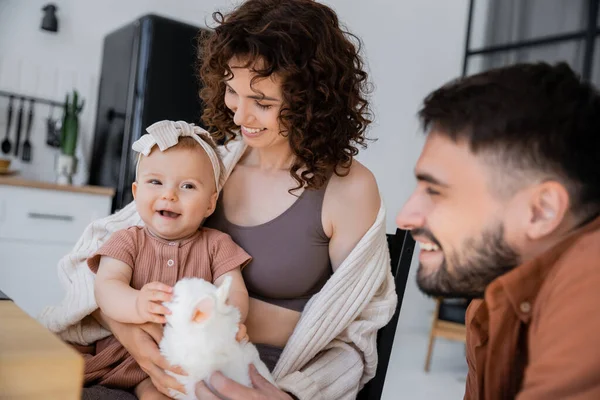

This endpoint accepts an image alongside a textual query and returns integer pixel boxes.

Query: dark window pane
[466,39,585,76]
[592,39,600,86]
[469,0,587,49]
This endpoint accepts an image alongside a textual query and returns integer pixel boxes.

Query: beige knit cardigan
[38,138,397,400]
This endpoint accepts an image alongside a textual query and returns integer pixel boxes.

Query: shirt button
[520,301,531,313]
[169,242,177,246]
[167,259,174,267]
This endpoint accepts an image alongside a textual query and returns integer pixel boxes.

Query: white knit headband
[132,120,222,192]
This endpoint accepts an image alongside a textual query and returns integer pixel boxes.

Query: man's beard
[415,223,520,298]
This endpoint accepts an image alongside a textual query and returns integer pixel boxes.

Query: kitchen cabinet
[0,177,114,318]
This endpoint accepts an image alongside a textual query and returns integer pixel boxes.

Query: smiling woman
[199,0,373,192]
[198,2,388,390]
[222,60,284,145]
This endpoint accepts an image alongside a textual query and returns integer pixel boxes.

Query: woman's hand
[195,364,294,400]
[104,313,186,396]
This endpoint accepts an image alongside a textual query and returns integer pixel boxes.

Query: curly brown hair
[198,0,373,191]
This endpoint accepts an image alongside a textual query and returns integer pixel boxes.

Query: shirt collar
[143,226,202,247]
[486,214,600,323]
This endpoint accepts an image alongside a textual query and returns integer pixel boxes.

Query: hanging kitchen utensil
[1,96,14,154]
[13,97,24,157]
[22,99,34,162]
[46,104,60,148]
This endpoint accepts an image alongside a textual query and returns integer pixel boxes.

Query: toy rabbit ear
[191,296,214,323]
[216,275,232,304]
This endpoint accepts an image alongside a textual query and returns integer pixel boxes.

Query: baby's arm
[214,267,249,322]
[95,256,172,324]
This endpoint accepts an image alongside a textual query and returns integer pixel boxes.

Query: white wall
[0,0,241,184]
[0,1,470,398]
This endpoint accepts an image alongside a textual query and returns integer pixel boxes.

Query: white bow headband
[132,120,222,192]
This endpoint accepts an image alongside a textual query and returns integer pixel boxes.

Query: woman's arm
[324,160,380,270]
[95,256,172,324]
[268,161,385,400]
[276,225,396,400]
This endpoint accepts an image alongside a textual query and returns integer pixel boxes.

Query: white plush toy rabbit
[160,276,276,400]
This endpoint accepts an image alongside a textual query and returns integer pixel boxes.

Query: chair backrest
[357,228,415,400]
[438,298,471,324]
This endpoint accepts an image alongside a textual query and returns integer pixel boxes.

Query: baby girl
[82,120,251,399]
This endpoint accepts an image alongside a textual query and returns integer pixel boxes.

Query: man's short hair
[419,62,600,218]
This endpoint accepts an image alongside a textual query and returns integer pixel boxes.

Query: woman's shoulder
[327,159,380,207]
[324,160,380,230]
[323,160,381,268]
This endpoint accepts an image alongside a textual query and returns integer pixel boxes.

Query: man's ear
[526,181,570,240]
[191,296,214,323]
[132,181,138,200]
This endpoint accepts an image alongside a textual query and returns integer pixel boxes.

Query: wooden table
[0,290,83,399]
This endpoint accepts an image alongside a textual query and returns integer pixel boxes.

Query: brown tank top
[205,184,332,312]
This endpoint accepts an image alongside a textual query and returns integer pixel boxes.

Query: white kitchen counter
[0,176,115,197]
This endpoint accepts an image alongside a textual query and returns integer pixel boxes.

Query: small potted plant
[56,90,84,184]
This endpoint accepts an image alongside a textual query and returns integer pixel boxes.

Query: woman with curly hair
[40,1,397,399]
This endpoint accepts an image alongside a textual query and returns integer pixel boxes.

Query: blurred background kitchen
[0,1,597,399]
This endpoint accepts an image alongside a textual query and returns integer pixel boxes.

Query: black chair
[357,228,415,400]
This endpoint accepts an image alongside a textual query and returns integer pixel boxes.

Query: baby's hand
[136,282,173,324]
[236,323,249,343]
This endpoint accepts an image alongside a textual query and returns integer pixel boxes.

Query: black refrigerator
[88,14,208,212]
